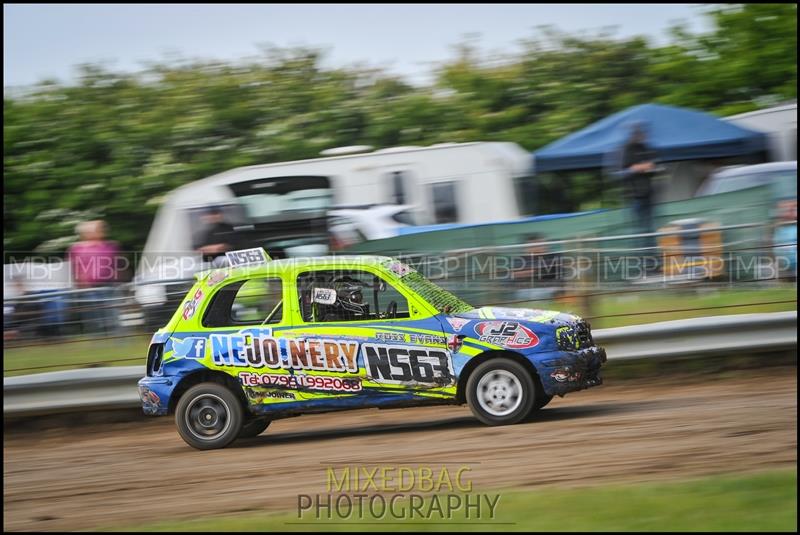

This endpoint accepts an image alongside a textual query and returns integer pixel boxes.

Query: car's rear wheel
[466,358,535,426]
[175,383,243,450]
[237,417,271,438]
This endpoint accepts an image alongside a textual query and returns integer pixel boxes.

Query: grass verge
[108,469,797,532]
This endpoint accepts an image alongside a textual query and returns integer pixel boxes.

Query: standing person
[621,122,658,236]
[618,123,660,273]
[511,233,562,303]
[773,197,797,281]
[196,206,236,265]
[67,220,122,335]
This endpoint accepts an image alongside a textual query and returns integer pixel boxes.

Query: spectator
[773,198,797,281]
[196,206,236,265]
[4,277,39,341]
[67,220,122,335]
[620,122,658,237]
[511,233,562,303]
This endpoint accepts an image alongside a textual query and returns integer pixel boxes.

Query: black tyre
[533,393,554,411]
[237,417,271,439]
[175,382,244,450]
[466,358,536,426]
[522,378,553,421]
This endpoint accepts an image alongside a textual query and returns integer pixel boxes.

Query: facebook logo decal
[171,337,207,359]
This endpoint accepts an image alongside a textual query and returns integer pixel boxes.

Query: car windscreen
[400,270,473,314]
[227,176,333,222]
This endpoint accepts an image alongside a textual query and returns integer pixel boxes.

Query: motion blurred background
[3,3,797,532]
[3,2,796,365]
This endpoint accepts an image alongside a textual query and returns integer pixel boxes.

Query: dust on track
[3,369,797,531]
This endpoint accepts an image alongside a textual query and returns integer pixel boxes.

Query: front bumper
[535,346,607,397]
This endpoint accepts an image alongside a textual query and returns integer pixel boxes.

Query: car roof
[201,255,400,280]
[712,161,797,178]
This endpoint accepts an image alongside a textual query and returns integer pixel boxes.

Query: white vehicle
[726,103,797,162]
[696,161,797,199]
[135,142,534,318]
[328,204,417,249]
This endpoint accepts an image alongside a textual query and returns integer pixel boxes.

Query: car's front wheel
[466,358,536,426]
[175,383,244,450]
[533,393,553,411]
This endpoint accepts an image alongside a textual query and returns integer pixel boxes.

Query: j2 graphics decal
[474,321,539,349]
[363,343,455,385]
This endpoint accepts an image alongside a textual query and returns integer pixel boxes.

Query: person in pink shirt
[67,220,122,334]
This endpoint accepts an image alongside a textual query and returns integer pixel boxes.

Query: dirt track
[3,369,797,531]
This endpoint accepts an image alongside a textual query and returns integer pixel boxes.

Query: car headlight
[556,322,593,350]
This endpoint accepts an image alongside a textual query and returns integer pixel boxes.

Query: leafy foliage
[4,4,796,256]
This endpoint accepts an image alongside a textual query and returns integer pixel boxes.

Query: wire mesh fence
[3,221,796,373]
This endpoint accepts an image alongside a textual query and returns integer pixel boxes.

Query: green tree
[3,5,796,257]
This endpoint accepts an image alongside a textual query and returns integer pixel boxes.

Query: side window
[514,175,537,216]
[203,277,283,327]
[389,170,408,205]
[297,270,410,323]
[430,182,459,223]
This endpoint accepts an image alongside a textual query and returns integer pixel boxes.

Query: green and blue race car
[139,249,606,449]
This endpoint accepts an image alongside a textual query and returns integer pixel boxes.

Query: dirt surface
[4,369,797,531]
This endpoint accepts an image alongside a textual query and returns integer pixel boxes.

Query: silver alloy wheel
[185,393,232,441]
[476,369,523,416]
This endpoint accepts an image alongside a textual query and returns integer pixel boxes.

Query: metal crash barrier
[3,311,796,418]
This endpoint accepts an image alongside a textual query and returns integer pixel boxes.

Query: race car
[138,248,606,449]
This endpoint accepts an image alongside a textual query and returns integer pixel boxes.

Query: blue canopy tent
[533,103,767,173]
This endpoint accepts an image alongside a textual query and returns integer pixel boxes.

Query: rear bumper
[535,346,607,397]
[138,376,175,416]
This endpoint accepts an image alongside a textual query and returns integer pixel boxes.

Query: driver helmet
[332,277,369,316]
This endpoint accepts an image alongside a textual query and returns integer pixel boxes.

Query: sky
[3,3,712,88]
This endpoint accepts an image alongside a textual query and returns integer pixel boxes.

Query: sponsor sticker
[550,369,582,383]
[408,333,446,345]
[447,334,464,353]
[474,321,539,349]
[210,333,360,373]
[312,287,337,305]
[386,261,414,277]
[445,317,470,332]
[375,332,406,343]
[206,271,229,287]
[171,337,208,359]
[182,288,203,320]
[239,372,362,393]
[246,389,297,401]
[139,387,161,408]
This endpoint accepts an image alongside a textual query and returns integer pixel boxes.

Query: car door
[187,274,307,409]
[287,266,455,404]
